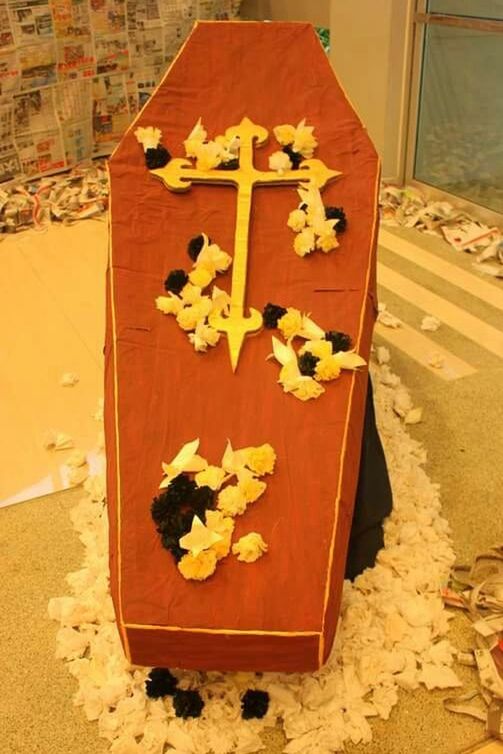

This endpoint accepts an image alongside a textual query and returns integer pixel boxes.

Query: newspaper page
[0,0,243,184]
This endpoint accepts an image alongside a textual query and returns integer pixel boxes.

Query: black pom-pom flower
[167,473,198,508]
[325,330,352,352]
[173,689,205,719]
[282,144,302,169]
[151,492,172,525]
[191,485,215,516]
[241,689,270,720]
[263,302,288,329]
[145,145,171,170]
[325,206,347,232]
[218,158,239,171]
[187,234,209,262]
[164,269,188,294]
[145,667,178,698]
[298,352,319,377]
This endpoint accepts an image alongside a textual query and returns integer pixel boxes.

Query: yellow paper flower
[237,468,267,503]
[183,117,207,158]
[155,295,183,315]
[315,355,342,382]
[292,377,325,401]
[287,208,307,232]
[189,266,214,289]
[273,123,296,146]
[205,510,235,560]
[176,305,203,331]
[268,150,292,174]
[243,443,276,476]
[193,141,222,171]
[188,321,221,352]
[215,133,240,163]
[292,119,317,158]
[197,239,232,275]
[195,465,226,491]
[299,339,333,359]
[293,228,316,257]
[316,232,339,253]
[134,126,161,151]
[277,307,303,339]
[180,283,202,305]
[232,533,268,563]
[178,550,217,581]
[211,285,231,316]
[217,484,248,517]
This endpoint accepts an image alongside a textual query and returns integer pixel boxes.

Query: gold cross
[151,117,341,371]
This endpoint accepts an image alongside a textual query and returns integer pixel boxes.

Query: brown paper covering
[106,21,380,672]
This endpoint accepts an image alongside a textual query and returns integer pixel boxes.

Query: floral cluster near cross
[263,304,366,401]
[151,438,276,581]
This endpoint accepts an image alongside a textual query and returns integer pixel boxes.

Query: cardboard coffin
[105,21,380,672]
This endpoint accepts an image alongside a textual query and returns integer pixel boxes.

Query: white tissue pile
[48,360,459,754]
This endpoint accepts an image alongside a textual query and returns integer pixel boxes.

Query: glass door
[408,0,503,217]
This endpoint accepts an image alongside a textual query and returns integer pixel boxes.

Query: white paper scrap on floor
[48,357,459,754]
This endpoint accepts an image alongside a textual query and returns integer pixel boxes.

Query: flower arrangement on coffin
[262,303,366,401]
[268,118,318,172]
[184,117,241,170]
[151,438,276,581]
[155,233,232,352]
[287,183,347,258]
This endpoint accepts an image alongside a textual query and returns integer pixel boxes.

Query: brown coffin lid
[106,21,380,672]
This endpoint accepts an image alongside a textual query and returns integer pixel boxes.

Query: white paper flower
[134,126,161,151]
[183,117,207,157]
[155,294,183,315]
[294,227,316,257]
[287,208,307,232]
[232,532,268,563]
[269,150,292,174]
[188,321,221,352]
[159,438,207,489]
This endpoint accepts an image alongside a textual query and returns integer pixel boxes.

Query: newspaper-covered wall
[0,0,241,182]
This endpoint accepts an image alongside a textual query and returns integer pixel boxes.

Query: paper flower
[195,141,224,171]
[194,465,226,491]
[273,123,296,146]
[164,269,188,295]
[176,298,212,331]
[277,307,303,339]
[196,235,232,274]
[159,439,207,489]
[205,509,235,560]
[315,220,339,252]
[188,266,214,288]
[134,126,162,151]
[179,515,223,557]
[237,468,267,503]
[273,119,317,158]
[217,484,248,517]
[242,445,276,476]
[269,336,325,401]
[180,283,202,305]
[155,294,183,315]
[177,549,217,581]
[188,321,221,352]
[183,118,207,158]
[187,234,207,262]
[293,227,316,257]
[262,302,288,329]
[220,440,247,476]
[268,150,292,174]
[232,532,268,563]
[210,286,231,316]
[292,119,318,158]
[314,355,342,382]
[287,208,307,232]
[299,339,333,359]
[241,689,270,719]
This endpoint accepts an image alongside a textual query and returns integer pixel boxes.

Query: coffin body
[105,21,380,672]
